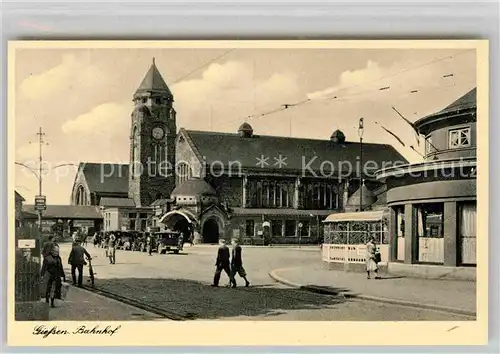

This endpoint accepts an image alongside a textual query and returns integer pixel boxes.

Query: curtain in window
[417,208,425,237]
[461,203,477,238]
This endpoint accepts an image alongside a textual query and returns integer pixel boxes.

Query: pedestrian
[42,235,56,258]
[68,241,92,287]
[41,244,66,308]
[93,232,99,248]
[365,236,381,279]
[82,232,88,247]
[178,232,184,251]
[147,234,153,256]
[231,238,250,287]
[212,239,235,287]
[107,233,116,264]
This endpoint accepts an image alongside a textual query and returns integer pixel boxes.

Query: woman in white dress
[365,236,380,279]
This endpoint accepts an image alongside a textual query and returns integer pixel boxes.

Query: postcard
[8,40,488,346]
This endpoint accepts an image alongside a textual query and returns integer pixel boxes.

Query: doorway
[202,218,219,244]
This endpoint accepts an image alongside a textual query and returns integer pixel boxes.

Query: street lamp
[358,118,364,212]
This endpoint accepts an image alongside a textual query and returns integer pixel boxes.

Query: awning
[323,210,384,223]
[159,209,198,226]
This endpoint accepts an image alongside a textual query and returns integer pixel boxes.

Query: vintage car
[117,230,142,250]
[155,231,182,254]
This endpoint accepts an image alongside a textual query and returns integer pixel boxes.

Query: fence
[322,220,389,265]
[15,225,42,302]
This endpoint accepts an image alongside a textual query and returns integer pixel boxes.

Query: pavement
[49,243,475,321]
[269,264,477,316]
[46,283,163,321]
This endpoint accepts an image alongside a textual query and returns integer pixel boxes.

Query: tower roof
[135,58,173,96]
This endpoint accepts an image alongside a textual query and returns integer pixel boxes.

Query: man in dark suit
[68,241,92,287]
[231,239,250,287]
[212,240,235,287]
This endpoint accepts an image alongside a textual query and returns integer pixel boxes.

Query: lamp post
[358,118,364,212]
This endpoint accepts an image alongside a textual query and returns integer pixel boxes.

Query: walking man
[212,239,235,287]
[107,233,117,264]
[68,241,92,287]
[41,244,66,307]
[231,239,250,287]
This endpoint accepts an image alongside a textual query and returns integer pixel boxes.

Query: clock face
[152,126,165,140]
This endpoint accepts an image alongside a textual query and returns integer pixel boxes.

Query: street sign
[34,195,46,211]
[73,220,94,227]
[18,239,36,249]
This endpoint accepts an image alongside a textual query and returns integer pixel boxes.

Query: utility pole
[37,127,45,232]
[358,118,364,212]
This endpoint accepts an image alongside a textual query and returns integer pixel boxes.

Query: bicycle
[86,256,96,288]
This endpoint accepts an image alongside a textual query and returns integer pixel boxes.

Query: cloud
[16,142,41,160]
[19,54,106,101]
[171,60,299,127]
[306,56,475,104]
[61,101,131,135]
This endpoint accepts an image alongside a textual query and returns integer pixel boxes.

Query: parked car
[117,230,141,250]
[155,231,182,254]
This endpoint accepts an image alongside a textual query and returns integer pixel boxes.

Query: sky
[13,45,476,205]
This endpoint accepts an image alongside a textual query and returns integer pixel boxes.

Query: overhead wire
[218,49,475,126]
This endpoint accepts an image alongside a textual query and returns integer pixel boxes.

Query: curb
[268,269,476,318]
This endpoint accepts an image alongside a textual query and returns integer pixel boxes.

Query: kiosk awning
[323,210,385,223]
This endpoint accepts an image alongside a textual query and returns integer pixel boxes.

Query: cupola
[330,129,346,143]
[238,122,254,138]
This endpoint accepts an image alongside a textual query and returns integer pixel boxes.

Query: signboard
[73,220,94,228]
[357,245,367,256]
[34,195,47,211]
[18,239,36,249]
[257,230,263,236]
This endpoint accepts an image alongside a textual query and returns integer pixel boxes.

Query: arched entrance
[173,217,190,236]
[202,218,220,244]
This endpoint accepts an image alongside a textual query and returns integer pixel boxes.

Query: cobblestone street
[56,243,473,321]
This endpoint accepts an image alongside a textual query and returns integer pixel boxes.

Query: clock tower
[129,58,177,207]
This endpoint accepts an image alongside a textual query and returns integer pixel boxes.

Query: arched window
[76,185,86,205]
[131,126,139,179]
[176,162,192,186]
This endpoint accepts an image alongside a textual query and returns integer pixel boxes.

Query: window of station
[245,220,255,237]
[416,203,444,264]
[285,220,296,237]
[449,127,471,149]
[271,220,283,236]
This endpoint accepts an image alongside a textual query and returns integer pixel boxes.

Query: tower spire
[134,58,172,98]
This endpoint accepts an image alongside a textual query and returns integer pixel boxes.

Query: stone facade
[128,60,177,207]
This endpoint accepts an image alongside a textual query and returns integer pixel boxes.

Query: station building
[67,58,408,244]
[377,87,477,279]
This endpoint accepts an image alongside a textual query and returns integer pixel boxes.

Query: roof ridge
[184,129,395,146]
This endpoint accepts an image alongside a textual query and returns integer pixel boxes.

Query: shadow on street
[92,277,347,320]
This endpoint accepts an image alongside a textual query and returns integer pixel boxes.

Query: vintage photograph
[12,42,481,327]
